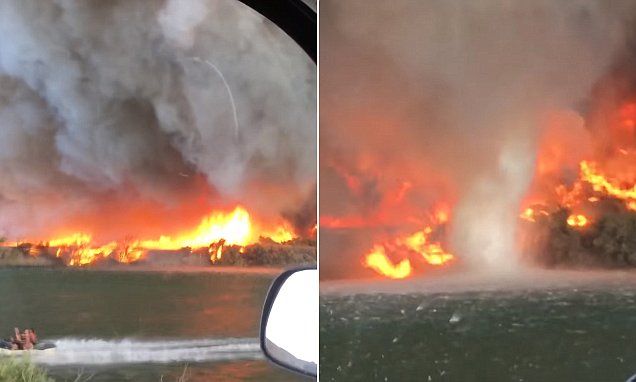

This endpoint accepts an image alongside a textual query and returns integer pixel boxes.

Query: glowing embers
[520,207,549,223]
[566,214,588,228]
[362,218,455,279]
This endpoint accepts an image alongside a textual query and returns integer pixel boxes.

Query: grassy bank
[0,357,195,381]
[0,358,53,382]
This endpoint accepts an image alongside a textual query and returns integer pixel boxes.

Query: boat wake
[30,337,262,365]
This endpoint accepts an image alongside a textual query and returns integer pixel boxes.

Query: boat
[0,343,56,355]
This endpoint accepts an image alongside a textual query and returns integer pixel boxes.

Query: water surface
[320,271,636,381]
[0,268,301,381]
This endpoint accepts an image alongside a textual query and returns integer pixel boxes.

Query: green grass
[0,357,54,382]
[0,357,193,381]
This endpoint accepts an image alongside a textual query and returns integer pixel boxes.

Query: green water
[320,276,636,382]
[0,268,303,381]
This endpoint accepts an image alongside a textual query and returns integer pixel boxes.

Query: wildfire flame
[520,101,636,231]
[362,208,455,279]
[49,233,92,247]
[23,206,297,266]
[364,245,412,279]
[398,228,453,265]
[580,160,636,208]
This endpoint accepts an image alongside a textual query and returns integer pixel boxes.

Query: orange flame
[265,225,295,244]
[364,245,412,279]
[399,229,455,265]
[566,214,588,228]
[62,242,117,266]
[49,233,92,247]
[580,161,636,202]
[35,206,298,266]
[362,208,455,279]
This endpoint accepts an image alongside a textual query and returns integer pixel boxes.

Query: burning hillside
[320,0,636,280]
[518,97,636,267]
[5,205,315,267]
[0,0,316,265]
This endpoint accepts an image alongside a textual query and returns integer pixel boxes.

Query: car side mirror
[260,267,318,378]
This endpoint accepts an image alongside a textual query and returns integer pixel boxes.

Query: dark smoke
[282,184,317,238]
[0,0,316,240]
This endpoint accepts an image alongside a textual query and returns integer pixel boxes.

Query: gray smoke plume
[321,0,635,276]
[0,0,316,241]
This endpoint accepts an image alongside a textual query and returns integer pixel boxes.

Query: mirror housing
[260,266,318,378]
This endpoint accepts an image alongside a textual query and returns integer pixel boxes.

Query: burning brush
[519,100,636,268]
[362,208,455,279]
[9,206,310,267]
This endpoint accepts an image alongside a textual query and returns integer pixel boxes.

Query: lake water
[0,268,302,382]
[320,270,636,382]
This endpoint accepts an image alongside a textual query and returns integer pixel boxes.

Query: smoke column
[0,0,316,241]
[321,0,635,274]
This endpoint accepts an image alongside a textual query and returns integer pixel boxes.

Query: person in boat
[20,329,35,350]
[3,328,38,350]
[13,328,23,350]
[0,328,39,350]
[26,328,38,345]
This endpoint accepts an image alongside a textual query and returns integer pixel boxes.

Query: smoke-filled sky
[321,0,636,276]
[0,0,316,241]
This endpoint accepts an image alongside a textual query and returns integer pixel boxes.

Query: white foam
[29,337,262,365]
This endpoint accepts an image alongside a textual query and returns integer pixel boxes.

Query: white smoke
[0,0,316,239]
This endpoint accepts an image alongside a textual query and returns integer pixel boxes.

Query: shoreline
[0,263,313,275]
[0,243,316,271]
[320,267,636,296]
